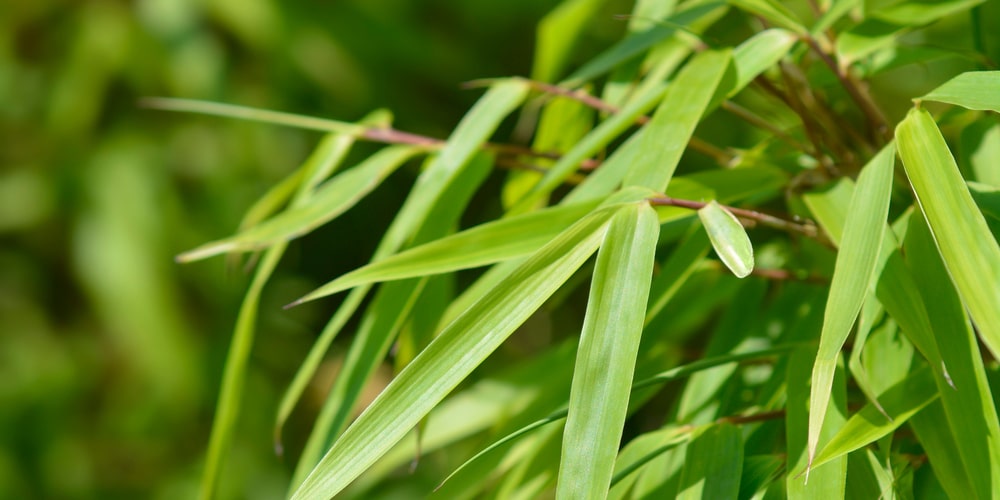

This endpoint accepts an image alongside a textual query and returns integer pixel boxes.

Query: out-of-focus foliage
[0,0,622,497]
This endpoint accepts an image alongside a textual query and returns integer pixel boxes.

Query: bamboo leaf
[288,206,616,499]
[697,200,754,278]
[533,0,607,83]
[676,424,744,500]
[295,200,600,300]
[903,212,1000,498]
[727,0,806,34]
[275,81,528,460]
[806,143,895,471]
[288,151,496,488]
[810,366,938,469]
[731,29,797,94]
[198,132,357,500]
[177,145,422,262]
[624,49,732,191]
[919,70,1000,114]
[896,107,1000,360]
[562,2,726,85]
[787,346,847,499]
[556,203,659,499]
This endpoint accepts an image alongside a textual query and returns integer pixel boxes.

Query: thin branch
[719,100,812,154]
[716,409,786,425]
[802,35,891,143]
[647,195,832,247]
[520,79,737,166]
[140,96,600,170]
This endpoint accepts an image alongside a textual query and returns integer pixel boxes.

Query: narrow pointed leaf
[532,0,607,83]
[807,143,895,469]
[178,145,421,262]
[810,366,938,469]
[919,70,1000,112]
[289,207,615,499]
[199,132,357,500]
[562,2,726,85]
[727,0,806,34]
[276,81,527,453]
[556,203,659,499]
[297,200,601,299]
[624,49,732,192]
[896,107,1000,360]
[731,29,797,93]
[698,200,754,278]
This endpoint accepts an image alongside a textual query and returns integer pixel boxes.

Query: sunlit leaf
[178,145,422,262]
[289,206,615,499]
[698,200,754,278]
[557,203,659,499]
[807,143,894,471]
[810,366,938,469]
[625,49,731,191]
[919,70,1000,113]
[896,107,1000,360]
[676,424,743,500]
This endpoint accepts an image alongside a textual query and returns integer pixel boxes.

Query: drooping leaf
[697,200,754,278]
[806,143,895,470]
[896,107,1000,360]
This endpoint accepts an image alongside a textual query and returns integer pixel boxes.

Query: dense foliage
[7,0,1000,499]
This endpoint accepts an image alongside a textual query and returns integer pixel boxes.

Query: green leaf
[697,200,754,278]
[903,212,1000,498]
[532,0,607,83]
[896,107,1000,361]
[624,49,732,191]
[810,366,938,469]
[812,0,861,34]
[731,29,797,94]
[562,2,727,85]
[288,205,615,499]
[289,151,496,489]
[676,424,744,500]
[178,145,422,262]
[787,346,847,499]
[511,84,668,213]
[275,81,528,461]
[293,199,601,301]
[557,203,659,499]
[919,70,1000,113]
[909,402,977,500]
[727,0,806,34]
[806,143,895,471]
[199,131,357,500]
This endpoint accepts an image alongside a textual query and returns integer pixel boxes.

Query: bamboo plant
[156,0,1000,498]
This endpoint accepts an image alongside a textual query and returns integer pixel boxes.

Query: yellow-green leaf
[698,200,754,278]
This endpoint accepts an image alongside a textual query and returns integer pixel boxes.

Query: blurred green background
[0,0,628,497]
